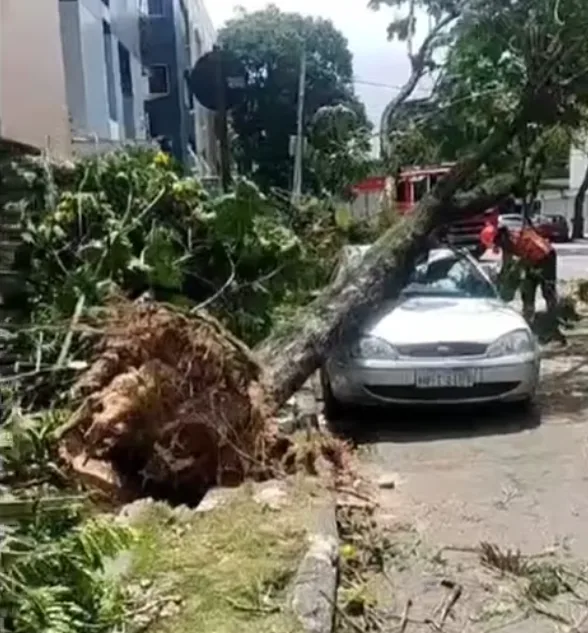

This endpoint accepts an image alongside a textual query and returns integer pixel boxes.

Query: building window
[148,65,169,96]
[102,21,118,121]
[118,43,133,97]
[146,0,164,16]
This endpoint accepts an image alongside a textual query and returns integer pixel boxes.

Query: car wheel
[510,396,536,416]
[320,371,347,429]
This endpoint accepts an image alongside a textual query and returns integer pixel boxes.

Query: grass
[128,479,318,633]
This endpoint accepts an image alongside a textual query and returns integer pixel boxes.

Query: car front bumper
[325,354,540,406]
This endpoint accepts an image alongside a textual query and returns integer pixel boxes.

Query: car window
[402,255,497,299]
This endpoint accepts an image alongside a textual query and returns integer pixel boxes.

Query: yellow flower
[153,151,171,167]
[340,543,357,561]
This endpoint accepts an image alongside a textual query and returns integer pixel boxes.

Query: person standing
[480,218,558,325]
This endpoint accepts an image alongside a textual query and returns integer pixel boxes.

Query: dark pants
[520,249,557,322]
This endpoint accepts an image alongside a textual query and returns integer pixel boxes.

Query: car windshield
[402,253,497,299]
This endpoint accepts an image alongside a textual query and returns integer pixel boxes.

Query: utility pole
[291,45,307,205]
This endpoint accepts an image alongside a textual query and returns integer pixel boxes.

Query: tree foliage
[0,403,135,633]
[306,104,374,197]
[11,149,377,348]
[0,506,134,633]
[219,5,371,193]
[384,0,588,204]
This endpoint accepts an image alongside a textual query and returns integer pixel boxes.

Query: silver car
[321,246,540,417]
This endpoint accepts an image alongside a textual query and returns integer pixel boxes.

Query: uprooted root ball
[59,301,351,505]
[59,302,283,503]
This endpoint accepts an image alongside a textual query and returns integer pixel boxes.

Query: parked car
[496,213,525,232]
[534,214,570,242]
[321,246,541,418]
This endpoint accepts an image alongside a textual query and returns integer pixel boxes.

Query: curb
[290,495,339,633]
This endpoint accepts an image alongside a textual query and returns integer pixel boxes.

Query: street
[348,243,588,632]
[555,241,588,281]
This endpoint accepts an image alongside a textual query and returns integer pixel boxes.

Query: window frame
[102,20,118,122]
[147,64,170,97]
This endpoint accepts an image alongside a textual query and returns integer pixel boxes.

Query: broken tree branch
[380,11,459,158]
[438,582,462,628]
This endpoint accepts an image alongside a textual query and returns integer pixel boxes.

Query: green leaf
[142,228,183,290]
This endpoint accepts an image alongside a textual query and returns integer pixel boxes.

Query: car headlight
[486,329,534,358]
[350,336,399,360]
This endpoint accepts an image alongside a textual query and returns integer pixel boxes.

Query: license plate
[415,369,477,388]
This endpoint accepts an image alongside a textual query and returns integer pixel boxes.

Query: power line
[367,85,512,136]
[352,77,433,92]
[352,70,501,92]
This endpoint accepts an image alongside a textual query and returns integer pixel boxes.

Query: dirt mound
[59,300,349,504]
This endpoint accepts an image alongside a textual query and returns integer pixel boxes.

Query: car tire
[510,396,536,416]
[320,371,347,430]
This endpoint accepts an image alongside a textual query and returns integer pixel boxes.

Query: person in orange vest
[480,218,558,324]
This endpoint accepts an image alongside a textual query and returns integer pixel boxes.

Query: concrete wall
[59,0,147,142]
[0,0,71,157]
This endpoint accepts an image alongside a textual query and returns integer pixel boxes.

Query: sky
[207,0,432,133]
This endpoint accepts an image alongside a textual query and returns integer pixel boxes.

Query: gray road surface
[351,300,588,631]
[555,241,588,280]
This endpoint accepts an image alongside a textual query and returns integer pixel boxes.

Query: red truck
[351,165,500,252]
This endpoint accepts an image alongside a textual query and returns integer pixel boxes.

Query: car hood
[368,296,529,346]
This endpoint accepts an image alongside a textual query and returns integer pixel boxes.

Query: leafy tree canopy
[384,0,588,201]
[219,5,372,193]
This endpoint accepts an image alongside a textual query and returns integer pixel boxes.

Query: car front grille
[396,342,488,357]
[364,382,520,401]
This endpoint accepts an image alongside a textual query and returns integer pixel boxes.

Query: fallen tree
[51,169,514,502]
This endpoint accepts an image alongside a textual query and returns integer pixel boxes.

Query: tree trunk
[572,163,588,239]
[257,162,518,409]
